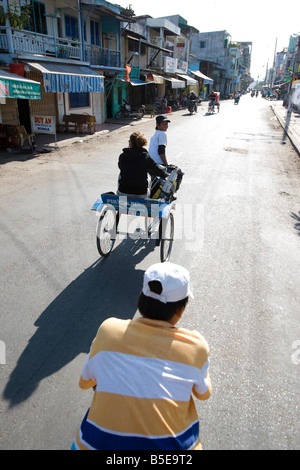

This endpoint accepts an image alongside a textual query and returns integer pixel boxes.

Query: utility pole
[272,37,278,87]
[264,61,268,85]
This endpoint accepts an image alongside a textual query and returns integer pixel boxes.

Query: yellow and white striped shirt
[73,317,211,450]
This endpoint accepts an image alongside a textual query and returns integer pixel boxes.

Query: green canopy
[0,70,41,99]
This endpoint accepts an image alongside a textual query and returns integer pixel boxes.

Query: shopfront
[189,70,214,99]
[164,76,186,105]
[0,67,41,148]
[26,62,105,130]
[176,74,199,96]
[0,68,41,142]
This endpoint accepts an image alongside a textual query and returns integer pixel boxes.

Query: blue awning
[27,62,104,93]
[117,77,152,86]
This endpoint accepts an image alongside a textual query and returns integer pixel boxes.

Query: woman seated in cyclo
[117,131,167,198]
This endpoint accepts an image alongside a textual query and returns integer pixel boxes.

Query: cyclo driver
[208,90,217,110]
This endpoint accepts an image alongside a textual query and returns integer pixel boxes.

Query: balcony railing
[0,27,81,59]
[84,44,120,67]
[0,27,120,66]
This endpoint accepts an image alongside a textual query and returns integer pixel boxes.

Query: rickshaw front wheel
[160,213,174,262]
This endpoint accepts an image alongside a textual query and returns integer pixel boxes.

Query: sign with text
[177,60,188,74]
[31,115,56,134]
[164,57,177,74]
[0,77,41,100]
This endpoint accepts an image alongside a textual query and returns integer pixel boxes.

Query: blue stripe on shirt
[79,410,199,450]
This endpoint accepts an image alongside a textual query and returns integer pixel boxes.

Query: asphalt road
[0,95,299,450]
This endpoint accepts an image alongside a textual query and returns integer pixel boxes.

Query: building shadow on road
[3,236,157,408]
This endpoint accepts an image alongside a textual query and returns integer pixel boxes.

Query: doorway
[17,99,31,133]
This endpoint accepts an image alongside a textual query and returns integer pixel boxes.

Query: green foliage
[0,2,32,28]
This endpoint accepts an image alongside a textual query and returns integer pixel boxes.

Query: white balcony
[0,27,120,66]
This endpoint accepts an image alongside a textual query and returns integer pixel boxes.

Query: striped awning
[189,70,214,85]
[27,62,104,93]
[176,74,198,85]
[146,72,165,84]
[164,77,185,89]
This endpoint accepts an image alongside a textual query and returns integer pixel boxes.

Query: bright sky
[115,0,300,80]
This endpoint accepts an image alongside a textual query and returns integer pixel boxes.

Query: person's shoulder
[91,318,131,353]
[99,317,130,334]
[101,317,129,326]
[157,130,167,140]
[176,327,210,351]
[119,148,129,158]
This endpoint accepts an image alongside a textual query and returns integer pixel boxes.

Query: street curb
[271,104,300,157]
[40,116,157,151]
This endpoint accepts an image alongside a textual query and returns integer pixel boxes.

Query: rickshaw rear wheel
[96,208,119,257]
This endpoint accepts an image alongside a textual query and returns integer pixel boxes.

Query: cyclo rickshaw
[208,91,220,113]
[91,165,183,263]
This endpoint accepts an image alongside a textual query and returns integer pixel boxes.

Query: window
[69,93,90,109]
[199,41,206,49]
[23,1,47,34]
[90,20,100,46]
[65,15,79,39]
[128,38,146,54]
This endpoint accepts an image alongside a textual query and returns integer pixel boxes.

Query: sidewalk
[0,115,154,163]
[270,100,300,156]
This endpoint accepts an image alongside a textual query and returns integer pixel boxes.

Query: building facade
[0,0,254,136]
[190,30,252,95]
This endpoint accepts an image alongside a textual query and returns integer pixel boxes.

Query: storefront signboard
[31,115,58,149]
[31,115,56,134]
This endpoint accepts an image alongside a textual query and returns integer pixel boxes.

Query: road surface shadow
[291,211,300,236]
[3,237,156,407]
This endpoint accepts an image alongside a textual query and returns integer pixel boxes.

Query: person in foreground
[72,262,212,450]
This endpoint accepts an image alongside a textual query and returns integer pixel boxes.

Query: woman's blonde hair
[129,131,147,148]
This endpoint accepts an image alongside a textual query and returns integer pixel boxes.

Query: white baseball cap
[142,262,193,303]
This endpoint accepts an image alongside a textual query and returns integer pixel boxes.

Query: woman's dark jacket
[118,147,167,195]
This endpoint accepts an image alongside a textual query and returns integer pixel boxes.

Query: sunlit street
[0,95,299,449]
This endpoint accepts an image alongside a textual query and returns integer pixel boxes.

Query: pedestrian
[117,131,167,197]
[148,115,170,166]
[72,262,212,450]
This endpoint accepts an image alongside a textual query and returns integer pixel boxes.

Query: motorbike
[234,96,240,105]
[208,100,215,113]
[115,99,145,119]
[188,98,197,114]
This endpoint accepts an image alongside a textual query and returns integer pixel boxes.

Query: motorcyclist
[188,91,198,113]
[189,91,196,99]
[234,93,240,104]
[208,90,217,110]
